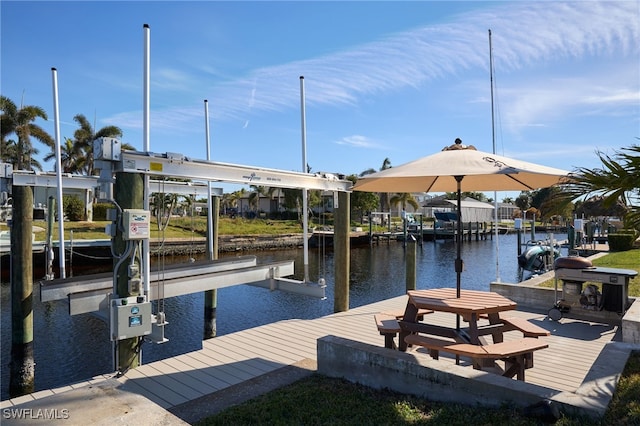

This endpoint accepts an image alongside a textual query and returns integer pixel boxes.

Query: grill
[548,256,637,320]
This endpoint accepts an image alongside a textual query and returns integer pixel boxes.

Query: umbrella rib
[424,177,438,193]
[505,174,535,190]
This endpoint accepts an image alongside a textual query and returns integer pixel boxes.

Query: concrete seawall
[316,335,626,419]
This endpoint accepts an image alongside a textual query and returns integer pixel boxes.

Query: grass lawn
[197,352,639,426]
[0,216,306,240]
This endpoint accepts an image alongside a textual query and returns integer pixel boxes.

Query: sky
[1,1,639,199]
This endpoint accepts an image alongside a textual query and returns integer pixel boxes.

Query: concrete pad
[1,379,187,426]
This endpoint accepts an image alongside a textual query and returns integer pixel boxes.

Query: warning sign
[123,210,150,240]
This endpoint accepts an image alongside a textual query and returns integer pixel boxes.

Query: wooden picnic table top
[407,288,517,316]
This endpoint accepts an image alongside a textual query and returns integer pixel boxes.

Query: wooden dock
[2,293,622,412]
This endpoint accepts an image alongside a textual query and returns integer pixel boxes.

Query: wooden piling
[114,172,144,373]
[334,191,349,313]
[406,235,417,291]
[9,185,35,397]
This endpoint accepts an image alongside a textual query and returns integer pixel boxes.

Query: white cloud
[335,135,384,149]
[107,1,638,134]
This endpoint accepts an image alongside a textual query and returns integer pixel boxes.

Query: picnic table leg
[503,356,526,381]
[487,312,504,343]
[398,303,418,351]
[468,313,479,344]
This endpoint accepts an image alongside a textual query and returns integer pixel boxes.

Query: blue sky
[2,1,639,198]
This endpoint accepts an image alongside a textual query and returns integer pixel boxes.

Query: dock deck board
[115,295,619,405]
[1,294,621,411]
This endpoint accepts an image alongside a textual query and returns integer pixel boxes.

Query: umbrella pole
[455,176,463,332]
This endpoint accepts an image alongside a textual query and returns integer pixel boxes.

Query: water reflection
[1,232,564,399]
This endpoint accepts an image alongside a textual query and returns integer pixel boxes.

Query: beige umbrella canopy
[352,138,570,305]
[353,139,570,194]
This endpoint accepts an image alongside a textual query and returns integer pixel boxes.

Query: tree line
[1,95,638,230]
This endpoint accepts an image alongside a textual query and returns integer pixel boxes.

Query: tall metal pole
[489,29,500,282]
[142,24,151,300]
[51,68,66,278]
[300,76,310,282]
[204,99,218,339]
[204,100,214,259]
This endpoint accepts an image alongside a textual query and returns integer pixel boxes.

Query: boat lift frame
[115,149,350,192]
[9,170,222,198]
[9,146,352,315]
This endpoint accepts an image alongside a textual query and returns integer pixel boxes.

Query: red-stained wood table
[397,288,518,351]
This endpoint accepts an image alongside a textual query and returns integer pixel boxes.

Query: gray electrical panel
[110,296,152,341]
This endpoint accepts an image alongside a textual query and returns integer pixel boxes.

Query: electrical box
[94,137,122,161]
[110,296,152,341]
[122,209,150,240]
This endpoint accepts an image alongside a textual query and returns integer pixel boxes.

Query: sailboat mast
[489,29,500,282]
[489,29,496,155]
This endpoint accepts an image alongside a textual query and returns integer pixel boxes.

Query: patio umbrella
[353,138,570,302]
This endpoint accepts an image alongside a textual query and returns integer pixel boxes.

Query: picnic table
[394,288,549,381]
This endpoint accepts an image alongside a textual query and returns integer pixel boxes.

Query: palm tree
[43,137,86,173]
[389,192,420,215]
[515,192,531,211]
[70,113,122,175]
[226,189,246,217]
[0,95,54,171]
[360,157,392,212]
[562,144,640,230]
[150,177,193,230]
[221,191,241,216]
[248,185,267,214]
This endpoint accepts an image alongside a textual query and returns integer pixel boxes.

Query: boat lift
[39,255,323,317]
[19,141,351,322]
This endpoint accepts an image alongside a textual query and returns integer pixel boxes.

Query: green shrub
[92,203,112,221]
[63,195,85,221]
[608,233,637,252]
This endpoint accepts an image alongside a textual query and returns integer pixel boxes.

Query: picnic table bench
[405,334,548,381]
[499,316,550,338]
[477,313,551,338]
[374,308,433,349]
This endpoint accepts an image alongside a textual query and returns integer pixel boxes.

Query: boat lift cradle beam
[40,256,325,316]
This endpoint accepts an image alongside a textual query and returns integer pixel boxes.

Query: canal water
[0,232,565,400]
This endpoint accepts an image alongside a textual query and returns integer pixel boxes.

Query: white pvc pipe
[299,76,309,282]
[142,24,151,299]
[51,68,66,279]
[204,99,214,259]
